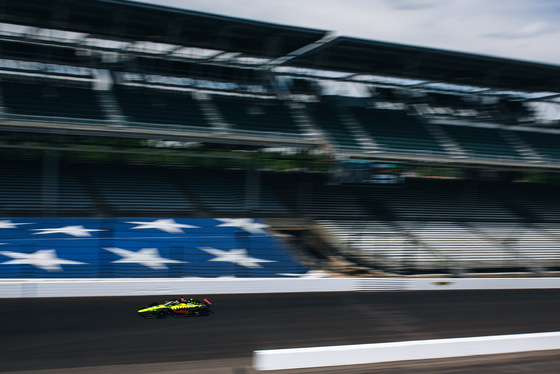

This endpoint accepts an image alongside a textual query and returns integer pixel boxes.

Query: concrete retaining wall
[254,331,560,371]
[1,277,560,298]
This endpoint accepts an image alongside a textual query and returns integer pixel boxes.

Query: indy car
[138,297,213,319]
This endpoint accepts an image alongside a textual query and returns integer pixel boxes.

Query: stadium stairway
[161,168,213,218]
[68,163,114,216]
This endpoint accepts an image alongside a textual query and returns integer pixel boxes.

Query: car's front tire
[199,308,210,316]
[156,310,167,319]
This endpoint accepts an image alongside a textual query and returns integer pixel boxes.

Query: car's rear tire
[199,308,209,316]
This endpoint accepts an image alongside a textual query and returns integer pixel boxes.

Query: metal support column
[245,156,260,214]
[42,150,59,217]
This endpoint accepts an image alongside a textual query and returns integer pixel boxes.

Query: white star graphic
[215,218,269,234]
[199,247,275,268]
[31,225,104,237]
[0,220,32,229]
[0,249,85,271]
[126,219,199,233]
[103,247,185,270]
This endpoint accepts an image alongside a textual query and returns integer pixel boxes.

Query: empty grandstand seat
[269,172,369,219]
[0,160,96,215]
[500,182,560,221]
[513,130,560,163]
[0,40,81,65]
[133,56,265,86]
[177,168,289,216]
[84,164,193,215]
[319,219,560,274]
[0,78,105,120]
[471,222,560,269]
[0,160,42,214]
[438,124,522,160]
[351,106,445,155]
[210,94,300,135]
[113,85,210,129]
[364,178,516,222]
[305,100,361,150]
[56,166,97,213]
[406,221,511,269]
[317,219,422,272]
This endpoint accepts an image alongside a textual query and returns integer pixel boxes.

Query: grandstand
[0,0,560,278]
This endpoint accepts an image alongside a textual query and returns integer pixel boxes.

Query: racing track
[1,290,560,372]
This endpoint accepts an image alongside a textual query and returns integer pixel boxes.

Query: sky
[131,0,560,66]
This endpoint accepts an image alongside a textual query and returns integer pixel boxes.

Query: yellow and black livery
[138,297,213,319]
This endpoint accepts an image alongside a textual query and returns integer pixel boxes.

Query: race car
[138,297,213,319]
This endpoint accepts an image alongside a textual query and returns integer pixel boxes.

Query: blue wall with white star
[0,218,308,278]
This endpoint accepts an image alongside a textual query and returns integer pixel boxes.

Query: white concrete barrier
[355,277,560,291]
[407,277,560,290]
[253,331,560,371]
[1,277,560,298]
[0,277,357,298]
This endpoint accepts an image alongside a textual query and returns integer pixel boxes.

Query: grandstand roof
[1,0,559,93]
[287,37,560,93]
[0,0,328,58]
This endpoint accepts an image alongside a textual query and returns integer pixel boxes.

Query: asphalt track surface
[1,290,560,373]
